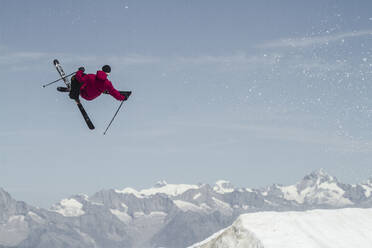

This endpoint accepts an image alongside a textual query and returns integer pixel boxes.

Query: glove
[121,91,131,101]
[78,67,85,72]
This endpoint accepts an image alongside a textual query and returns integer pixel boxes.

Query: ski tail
[57,86,70,92]
[76,101,95,130]
[53,59,70,87]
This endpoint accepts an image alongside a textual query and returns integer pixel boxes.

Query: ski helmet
[102,65,111,73]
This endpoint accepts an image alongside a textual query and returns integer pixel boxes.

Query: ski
[76,101,95,130]
[53,59,70,88]
[57,86,70,92]
[53,59,95,130]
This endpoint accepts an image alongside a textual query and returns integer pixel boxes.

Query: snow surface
[279,181,353,206]
[362,179,372,197]
[191,208,372,248]
[133,211,167,218]
[0,215,29,247]
[116,180,240,197]
[213,180,235,194]
[193,193,202,200]
[212,197,232,209]
[140,182,199,196]
[27,211,45,224]
[148,211,167,217]
[174,200,208,212]
[74,228,97,247]
[110,209,132,223]
[115,182,199,197]
[52,198,85,217]
[362,185,372,197]
[115,187,145,198]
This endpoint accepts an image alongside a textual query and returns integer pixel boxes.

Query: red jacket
[75,70,125,101]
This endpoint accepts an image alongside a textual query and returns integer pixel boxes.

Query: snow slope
[51,198,85,217]
[191,208,372,248]
[115,181,200,197]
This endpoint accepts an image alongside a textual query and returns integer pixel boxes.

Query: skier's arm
[105,80,126,101]
[75,70,88,84]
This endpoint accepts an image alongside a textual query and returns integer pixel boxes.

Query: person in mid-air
[69,65,130,102]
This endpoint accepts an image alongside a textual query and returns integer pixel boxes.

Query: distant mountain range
[1,169,372,248]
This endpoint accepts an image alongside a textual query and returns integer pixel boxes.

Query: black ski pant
[69,76,82,100]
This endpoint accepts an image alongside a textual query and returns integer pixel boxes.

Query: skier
[69,65,130,102]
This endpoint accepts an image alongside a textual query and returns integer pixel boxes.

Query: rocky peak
[154,180,168,188]
[365,177,372,185]
[302,169,336,185]
[0,187,14,207]
[213,180,235,194]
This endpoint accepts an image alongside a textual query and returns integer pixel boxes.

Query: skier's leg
[69,76,81,100]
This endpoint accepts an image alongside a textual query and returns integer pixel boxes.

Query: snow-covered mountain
[190,208,372,248]
[263,169,359,207]
[1,170,372,248]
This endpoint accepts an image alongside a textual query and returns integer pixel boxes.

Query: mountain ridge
[1,169,372,248]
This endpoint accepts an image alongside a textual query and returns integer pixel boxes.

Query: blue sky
[1,0,372,207]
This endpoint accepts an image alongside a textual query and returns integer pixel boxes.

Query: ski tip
[57,86,70,92]
[53,59,59,65]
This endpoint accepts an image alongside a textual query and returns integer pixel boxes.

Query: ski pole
[42,71,76,88]
[103,100,125,135]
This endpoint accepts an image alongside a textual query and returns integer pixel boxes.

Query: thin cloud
[174,53,281,65]
[0,50,282,69]
[170,110,372,154]
[71,53,280,67]
[0,41,281,69]
[259,30,372,49]
[0,51,49,65]
[62,54,162,66]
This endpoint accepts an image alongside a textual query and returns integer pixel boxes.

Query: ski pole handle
[42,71,77,88]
